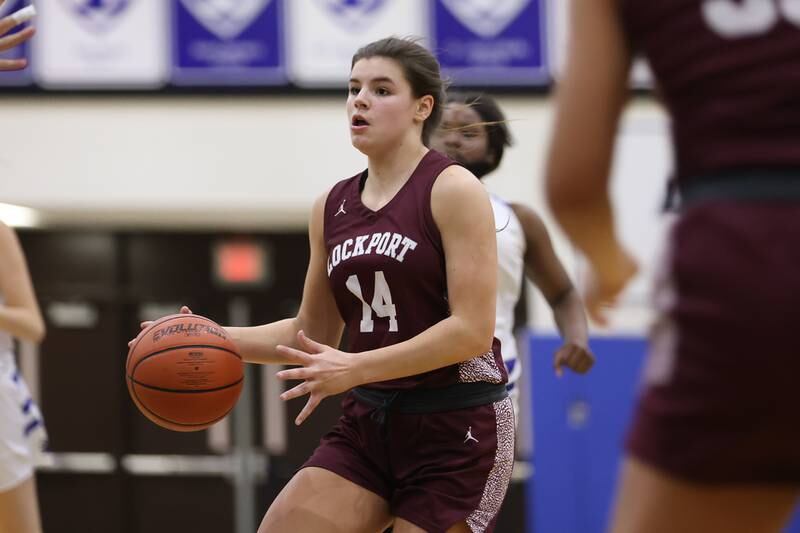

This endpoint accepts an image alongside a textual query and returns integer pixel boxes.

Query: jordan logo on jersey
[335,200,347,217]
[464,426,479,444]
[327,232,418,275]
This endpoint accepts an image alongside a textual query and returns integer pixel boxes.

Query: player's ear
[414,95,434,123]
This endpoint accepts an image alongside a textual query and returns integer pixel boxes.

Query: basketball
[126,314,243,432]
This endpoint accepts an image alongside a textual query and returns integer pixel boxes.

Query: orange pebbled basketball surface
[126,314,243,432]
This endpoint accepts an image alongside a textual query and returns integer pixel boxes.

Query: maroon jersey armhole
[421,160,461,262]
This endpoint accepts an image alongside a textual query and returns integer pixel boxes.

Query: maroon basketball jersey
[621,0,800,182]
[324,149,507,390]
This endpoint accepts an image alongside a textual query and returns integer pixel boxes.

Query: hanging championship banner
[32,0,168,88]
[172,0,285,85]
[287,0,426,87]
[0,0,33,86]
[432,0,548,86]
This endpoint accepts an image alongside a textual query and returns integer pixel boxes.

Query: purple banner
[172,0,285,86]
[432,0,548,86]
[0,0,33,86]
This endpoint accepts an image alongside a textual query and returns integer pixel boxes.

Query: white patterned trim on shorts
[465,397,515,532]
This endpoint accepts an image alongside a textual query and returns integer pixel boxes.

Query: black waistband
[680,171,800,207]
[351,381,508,418]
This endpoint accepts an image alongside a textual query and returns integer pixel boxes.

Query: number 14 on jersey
[346,271,398,333]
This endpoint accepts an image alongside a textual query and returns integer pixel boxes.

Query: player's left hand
[275,330,360,426]
[553,341,595,377]
[0,4,35,71]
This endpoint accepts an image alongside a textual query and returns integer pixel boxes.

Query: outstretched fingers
[275,344,314,367]
[294,395,322,426]
[279,380,310,402]
[297,330,329,354]
[0,25,33,53]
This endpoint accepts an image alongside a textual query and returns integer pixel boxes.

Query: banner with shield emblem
[172,0,285,85]
[0,0,33,86]
[6,0,564,90]
[431,0,548,86]
[31,0,169,88]
[286,0,427,87]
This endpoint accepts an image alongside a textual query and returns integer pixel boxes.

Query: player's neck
[366,139,428,190]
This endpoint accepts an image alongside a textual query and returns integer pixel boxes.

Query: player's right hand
[127,306,193,347]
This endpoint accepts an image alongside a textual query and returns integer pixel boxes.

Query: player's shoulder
[432,164,487,200]
[330,170,362,198]
[310,185,338,236]
[508,201,552,244]
[319,171,361,215]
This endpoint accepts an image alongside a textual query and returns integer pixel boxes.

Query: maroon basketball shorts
[303,387,515,532]
[627,200,800,484]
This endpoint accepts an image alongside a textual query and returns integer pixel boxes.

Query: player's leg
[257,468,391,533]
[0,475,42,533]
[610,456,800,533]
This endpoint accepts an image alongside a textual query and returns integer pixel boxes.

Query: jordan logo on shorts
[464,426,478,444]
[335,200,347,217]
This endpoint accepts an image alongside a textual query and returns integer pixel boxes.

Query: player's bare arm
[275,165,498,424]
[544,0,637,326]
[510,203,593,375]
[226,191,345,365]
[129,192,345,366]
[0,223,45,343]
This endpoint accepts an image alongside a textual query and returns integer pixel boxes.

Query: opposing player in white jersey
[431,92,594,415]
[0,6,46,532]
[0,221,47,533]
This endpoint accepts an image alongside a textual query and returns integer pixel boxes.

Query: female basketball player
[139,38,513,532]
[0,222,47,533]
[0,8,45,533]
[546,1,800,531]
[0,0,35,71]
[431,93,593,418]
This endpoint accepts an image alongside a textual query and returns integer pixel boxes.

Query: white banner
[286,0,427,87]
[32,0,169,88]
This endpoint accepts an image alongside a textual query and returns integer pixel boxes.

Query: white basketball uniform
[0,296,47,491]
[490,195,525,418]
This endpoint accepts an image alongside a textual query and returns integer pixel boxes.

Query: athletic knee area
[259,467,391,533]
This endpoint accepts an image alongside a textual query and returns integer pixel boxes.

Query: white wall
[0,95,672,333]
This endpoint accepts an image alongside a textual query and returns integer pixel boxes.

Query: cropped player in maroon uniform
[546,1,800,532]
[138,37,513,533]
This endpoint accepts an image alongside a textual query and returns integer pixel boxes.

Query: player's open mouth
[352,115,370,127]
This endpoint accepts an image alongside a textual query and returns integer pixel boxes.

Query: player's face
[347,57,421,154]
[431,103,493,167]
